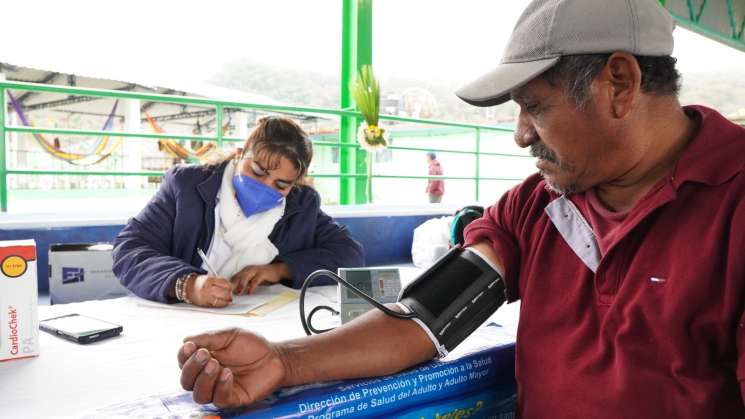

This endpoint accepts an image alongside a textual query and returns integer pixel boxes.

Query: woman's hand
[178,328,287,408]
[186,274,233,307]
[230,263,291,295]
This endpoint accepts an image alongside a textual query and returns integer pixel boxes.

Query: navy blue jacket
[112,162,364,302]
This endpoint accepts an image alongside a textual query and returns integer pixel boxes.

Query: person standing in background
[425,151,444,203]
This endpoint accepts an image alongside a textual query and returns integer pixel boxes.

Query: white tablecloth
[0,270,520,418]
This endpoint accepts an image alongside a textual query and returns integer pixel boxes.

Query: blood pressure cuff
[397,247,506,357]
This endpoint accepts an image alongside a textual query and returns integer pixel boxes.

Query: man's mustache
[530,142,558,164]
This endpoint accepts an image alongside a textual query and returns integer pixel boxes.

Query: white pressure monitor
[337,267,402,324]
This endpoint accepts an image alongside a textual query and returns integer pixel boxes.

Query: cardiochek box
[0,239,39,361]
[49,243,128,304]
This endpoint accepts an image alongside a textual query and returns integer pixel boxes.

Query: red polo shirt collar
[673,105,744,188]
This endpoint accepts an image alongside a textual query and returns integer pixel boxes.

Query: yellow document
[247,290,299,316]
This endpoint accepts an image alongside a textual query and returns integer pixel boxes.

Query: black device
[398,247,506,353]
[39,313,123,344]
[300,247,506,355]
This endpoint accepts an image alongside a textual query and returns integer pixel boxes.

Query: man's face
[510,76,621,194]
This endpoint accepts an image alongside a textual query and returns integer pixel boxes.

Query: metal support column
[340,0,373,204]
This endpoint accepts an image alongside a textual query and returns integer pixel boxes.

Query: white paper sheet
[136,283,298,315]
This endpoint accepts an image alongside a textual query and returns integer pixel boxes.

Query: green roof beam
[661,0,745,52]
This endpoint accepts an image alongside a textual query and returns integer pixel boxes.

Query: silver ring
[213,297,218,306]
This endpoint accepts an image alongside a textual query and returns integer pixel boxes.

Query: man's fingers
[212,368,240,408]
[192,358,222,404]
[178,341,197,369]
[180,348,211,391]
[182,328,239,350]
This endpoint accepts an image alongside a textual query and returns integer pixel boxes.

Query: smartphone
[39,313,123,344]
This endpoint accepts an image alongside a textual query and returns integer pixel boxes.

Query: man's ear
[599,52,642,119]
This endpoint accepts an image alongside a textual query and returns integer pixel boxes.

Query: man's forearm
[278,307,436,387]
[276,242,503,387]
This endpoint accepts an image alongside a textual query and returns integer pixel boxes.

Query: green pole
[340,0,372,204]
[0,88,7,212]
[475,128,481,201]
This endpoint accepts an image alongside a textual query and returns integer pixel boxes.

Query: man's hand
[187,274,233,307]
[230,263,291,295]
[177,309,438,408]
[178,328,287,408]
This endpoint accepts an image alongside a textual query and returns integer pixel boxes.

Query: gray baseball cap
[456,0,675,107]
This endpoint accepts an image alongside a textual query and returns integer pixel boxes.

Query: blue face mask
[232,174,284,217]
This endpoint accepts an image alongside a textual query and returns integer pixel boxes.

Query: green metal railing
[0,80,526,212]
[2,0,734,213]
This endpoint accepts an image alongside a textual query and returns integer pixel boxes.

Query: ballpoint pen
[196,248,218,277]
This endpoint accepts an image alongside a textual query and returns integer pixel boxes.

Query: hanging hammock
[144,112,216,161]
[7,91,121,166]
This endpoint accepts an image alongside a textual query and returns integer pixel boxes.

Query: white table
[0,285,339,418]
[0,273,520,418]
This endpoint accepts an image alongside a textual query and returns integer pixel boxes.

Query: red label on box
[0,246,37,262]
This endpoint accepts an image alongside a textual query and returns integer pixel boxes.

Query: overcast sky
[3,0,744,86]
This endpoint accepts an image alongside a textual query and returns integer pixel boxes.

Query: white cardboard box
[48,243,129,304]
[0,239,39,361]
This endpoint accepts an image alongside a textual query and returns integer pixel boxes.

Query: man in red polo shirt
[176,0,745,417]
